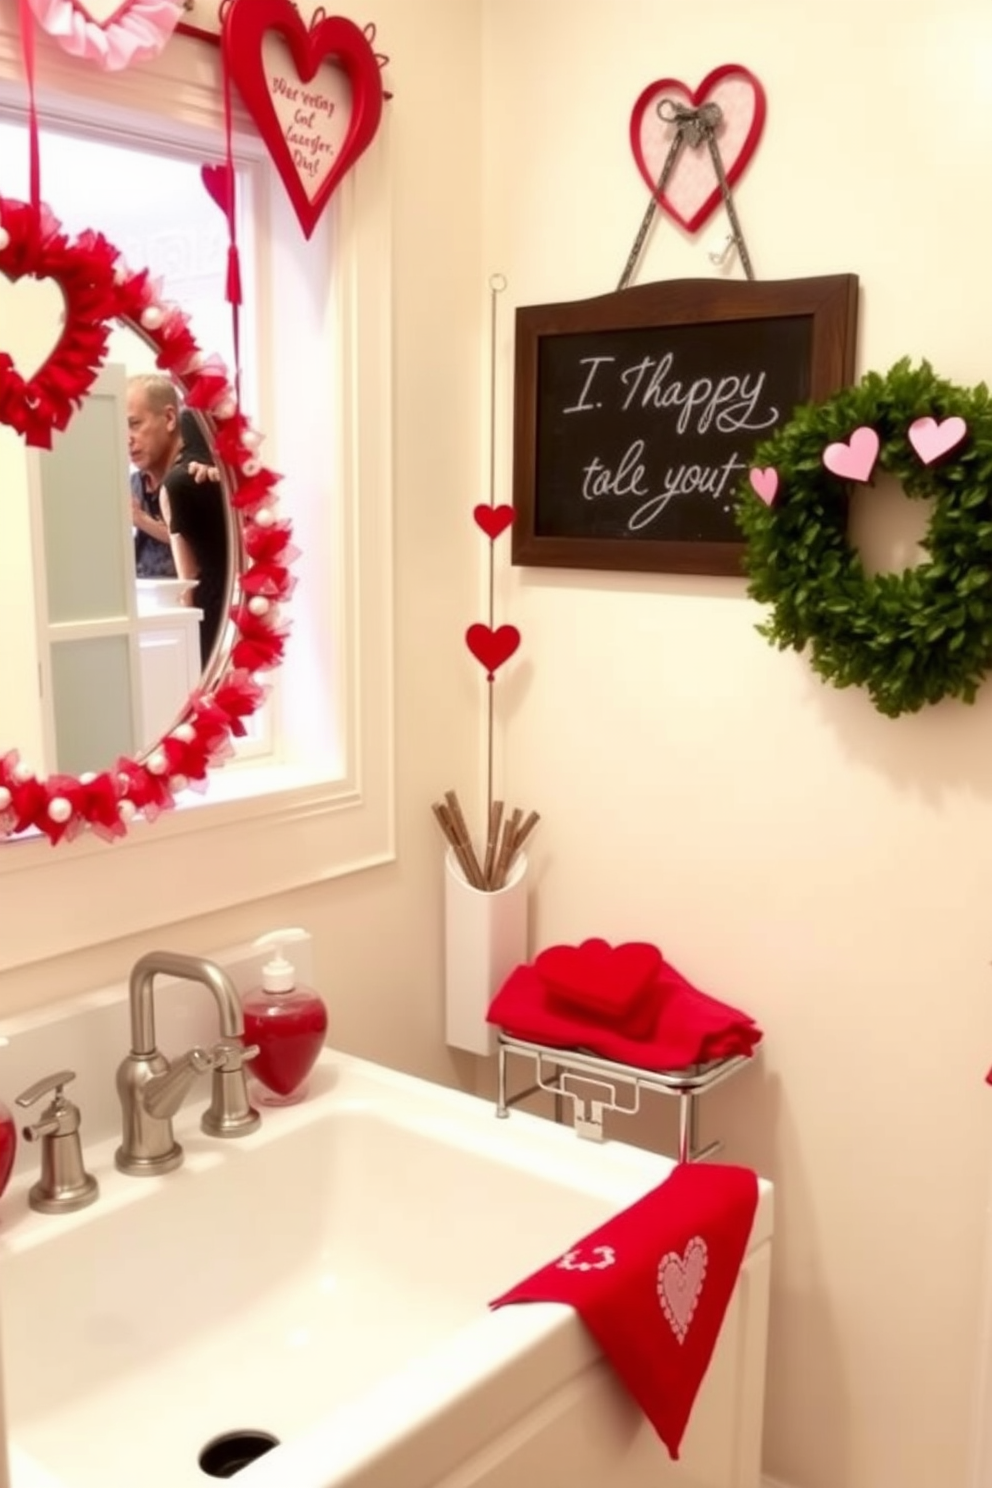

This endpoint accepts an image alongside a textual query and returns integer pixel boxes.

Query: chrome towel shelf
[494,1032,757,1161]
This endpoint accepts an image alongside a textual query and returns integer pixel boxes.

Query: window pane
[50,634,135,775]
[0,120,253,405]
[39,365,133,624]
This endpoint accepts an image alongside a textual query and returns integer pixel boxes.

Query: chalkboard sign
[511,275,859,577]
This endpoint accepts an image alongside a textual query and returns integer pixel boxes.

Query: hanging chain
[618,97,755,290]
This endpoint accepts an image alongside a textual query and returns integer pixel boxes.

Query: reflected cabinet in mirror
[0,199,295,845]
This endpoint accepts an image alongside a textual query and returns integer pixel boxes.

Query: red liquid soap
[242,941,327,1105]
[0,1101,15,1200]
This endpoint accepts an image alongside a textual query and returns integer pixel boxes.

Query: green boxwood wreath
[736,358,992,718]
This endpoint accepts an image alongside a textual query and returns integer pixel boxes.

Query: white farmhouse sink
[0,1051,773,1488]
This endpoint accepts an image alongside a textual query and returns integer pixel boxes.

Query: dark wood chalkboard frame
[511,274,859,577]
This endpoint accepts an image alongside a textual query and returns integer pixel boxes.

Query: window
[0,32,394,972]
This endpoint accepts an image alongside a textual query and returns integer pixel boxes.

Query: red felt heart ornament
[629,63,766,233]
[222,0,384,241]
[466,623,520,679]
[473,504,515,540]
[536,938,662,1016]
[201,162,235,217]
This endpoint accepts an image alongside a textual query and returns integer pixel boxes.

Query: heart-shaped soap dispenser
[0,1098,15,1203]
[242,934,328,1105]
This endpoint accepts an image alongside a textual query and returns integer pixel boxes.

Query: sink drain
[199,1430,280,1478]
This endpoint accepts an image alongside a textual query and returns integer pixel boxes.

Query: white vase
[444,846,529,1056]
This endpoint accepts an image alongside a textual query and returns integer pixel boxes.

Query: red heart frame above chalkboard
[629,63,766,233]
[222,0,384,241]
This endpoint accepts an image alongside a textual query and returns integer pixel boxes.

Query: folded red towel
[490,1162,759,1460]
[487,948,761,1071]
[536,938,662,1031]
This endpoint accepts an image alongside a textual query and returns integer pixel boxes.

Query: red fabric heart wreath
[0,198,120,447]
[222,0,384,241]
[0,208,296,844]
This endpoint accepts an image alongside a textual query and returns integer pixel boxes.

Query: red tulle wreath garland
[0,199,296,844]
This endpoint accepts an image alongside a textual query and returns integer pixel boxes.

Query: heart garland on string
[466,623,520,680]
[222,0,385,241]
[473,503,514,539]
[201,162,235,217]
[629,64,766,233]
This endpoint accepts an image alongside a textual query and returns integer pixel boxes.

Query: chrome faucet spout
[128,951,244,1056]
[116,951,259,1177]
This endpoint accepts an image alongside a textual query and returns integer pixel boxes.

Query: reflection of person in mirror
[160,409,229,670]
[126,373,181,579]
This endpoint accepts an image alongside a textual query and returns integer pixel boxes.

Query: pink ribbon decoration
[25,0,185,71]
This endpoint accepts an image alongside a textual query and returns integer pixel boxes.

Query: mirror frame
[0,196,295,845]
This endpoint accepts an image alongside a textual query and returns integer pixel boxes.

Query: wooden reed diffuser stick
[490,806,522,890]
[432,793,486,889]
[431,790,539,893]
[483,799,504,889]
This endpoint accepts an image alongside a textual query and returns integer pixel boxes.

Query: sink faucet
[116,951,260,1176]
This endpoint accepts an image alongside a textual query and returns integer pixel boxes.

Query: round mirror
[0,199,294,844]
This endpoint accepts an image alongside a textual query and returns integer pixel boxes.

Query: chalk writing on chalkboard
[512,276,859,577]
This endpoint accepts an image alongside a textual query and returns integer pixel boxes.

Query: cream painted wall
[0,0,486,1091]
[2,4,991,1488]
[482,3,992,1488]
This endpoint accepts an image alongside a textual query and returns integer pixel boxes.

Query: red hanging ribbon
[17,0,41,236]
[220,26,242,406]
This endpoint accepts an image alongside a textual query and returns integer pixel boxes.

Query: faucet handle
[16,1068,78,1113]
[16,1070,84,1141]
[142,1047,216,1121]
[202,1038,261,1139]
[15,1069,98,1213]
[209,1038,259,1072]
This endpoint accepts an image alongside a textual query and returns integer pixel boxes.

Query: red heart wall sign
[629,63,766,233]
[222,0,384,241]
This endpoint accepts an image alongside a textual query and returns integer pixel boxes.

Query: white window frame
[0,24,395,973]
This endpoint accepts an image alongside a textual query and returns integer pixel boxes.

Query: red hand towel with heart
[490,1161,759,1460]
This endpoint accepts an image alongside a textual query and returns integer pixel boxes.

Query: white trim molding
[969,1158,992,1488]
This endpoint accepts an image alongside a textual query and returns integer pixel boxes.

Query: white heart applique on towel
[657,1236,708,1344]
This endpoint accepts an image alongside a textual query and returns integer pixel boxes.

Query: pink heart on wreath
[907,415,967,466]
[222,0,384,241]
[749,467,779,505]
[473,504,515,540]
[629,64,766,233]
[466,623,520,678]
[823,426,880,482]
